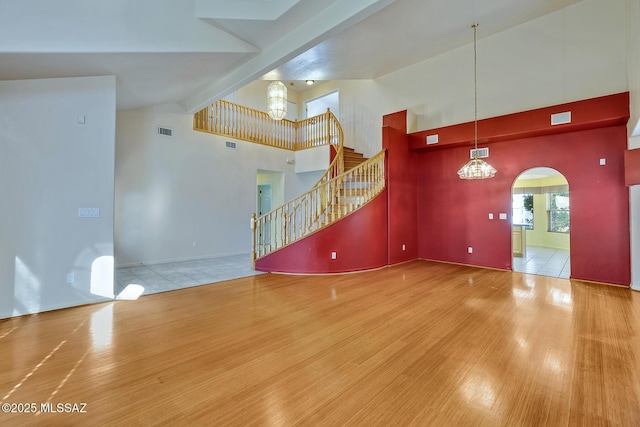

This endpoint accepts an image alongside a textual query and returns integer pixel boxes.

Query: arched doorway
[512,168,570,279]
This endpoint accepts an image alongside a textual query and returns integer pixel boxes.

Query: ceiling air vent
[157,126,173,136]
[470,147,489,159]
[225,141,237,150]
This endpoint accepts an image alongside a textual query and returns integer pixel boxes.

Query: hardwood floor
[1,260,639,426]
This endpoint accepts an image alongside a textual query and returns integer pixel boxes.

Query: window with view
[548,192,570,233]
[512,194,533,229]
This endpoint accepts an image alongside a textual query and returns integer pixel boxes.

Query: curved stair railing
[252,150,386,262]
[193,99,385,266]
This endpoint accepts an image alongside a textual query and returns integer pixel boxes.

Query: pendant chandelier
[267,81,287,120]
[457,24,496,180]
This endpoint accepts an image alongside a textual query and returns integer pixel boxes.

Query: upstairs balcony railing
[194,99,341,152]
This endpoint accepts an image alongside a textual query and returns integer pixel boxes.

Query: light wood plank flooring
[1,260,639,426]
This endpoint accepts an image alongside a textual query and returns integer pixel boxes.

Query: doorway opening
[257,170,284,214]
[305,91,339,118]
[512,167,570,279]
[256,170,285,247]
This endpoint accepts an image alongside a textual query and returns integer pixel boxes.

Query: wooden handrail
[194,100,341,152]
[252,150,386,261]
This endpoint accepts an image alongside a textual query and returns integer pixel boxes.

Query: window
[512,194,533,229]
[548,192,570,233]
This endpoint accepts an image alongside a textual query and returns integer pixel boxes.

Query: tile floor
[512,246,570,279]
[114,253,263,297]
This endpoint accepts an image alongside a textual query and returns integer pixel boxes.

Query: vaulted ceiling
[0,0,582,112]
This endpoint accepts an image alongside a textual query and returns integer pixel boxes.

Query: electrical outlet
[468,247,473,254]
[331,251,337,260]
[66,272,75,284]
[402,244,406,251]
[192,241,197,248]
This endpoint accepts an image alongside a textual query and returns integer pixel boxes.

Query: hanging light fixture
[457,24,497,180]
[267,81,287,120]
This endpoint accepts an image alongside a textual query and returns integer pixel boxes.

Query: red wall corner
[383,110,407,133]
[383,126,418,264]
[625,149,640,186]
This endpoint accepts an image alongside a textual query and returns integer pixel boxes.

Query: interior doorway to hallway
[512,167,570,279]
[305,91,339,118]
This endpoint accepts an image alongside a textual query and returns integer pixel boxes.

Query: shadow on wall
[8,251,114,319]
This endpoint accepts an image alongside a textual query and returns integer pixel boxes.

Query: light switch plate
[488,213,494,220]
[499,213,507,220]
[600,158,606,165]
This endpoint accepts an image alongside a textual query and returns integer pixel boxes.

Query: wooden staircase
[343,147,367,171]
[194,99,386,264]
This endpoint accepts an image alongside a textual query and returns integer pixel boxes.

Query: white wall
[115,105,318,267]
[295,145,329,173]
[0,76,116,319]
[630,136,640,291]
[632,185,640,291]
[298,0,628,159]
[626,0,640,290]
[299,80,383,158]
[627,0,640,137]
[378,0,627,128]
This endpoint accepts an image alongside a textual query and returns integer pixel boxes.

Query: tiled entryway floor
[513,246,570,279]
[114,253,263,297]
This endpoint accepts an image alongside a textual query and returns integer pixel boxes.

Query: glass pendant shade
[457,23,496,180]
[457,158,497,179]
[267,81,287,120]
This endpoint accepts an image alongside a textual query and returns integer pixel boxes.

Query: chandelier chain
[473,23,478,155]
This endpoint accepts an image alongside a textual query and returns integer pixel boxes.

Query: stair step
[343,148,368,171]
[343,151,365,159]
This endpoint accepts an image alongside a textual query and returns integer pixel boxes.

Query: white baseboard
[115,252,251,268]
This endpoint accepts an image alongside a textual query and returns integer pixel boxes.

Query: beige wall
[514,175,570,250]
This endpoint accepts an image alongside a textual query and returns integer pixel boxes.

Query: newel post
[251,213,256,270]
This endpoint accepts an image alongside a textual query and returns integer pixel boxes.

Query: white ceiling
[0,0,582,112]
[517,167,564,180]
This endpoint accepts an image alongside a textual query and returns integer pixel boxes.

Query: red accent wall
[625,149,640,186]
[417,125,630,286]
[383,111,418,264]
[409,92,629,151]
[255,189,388,274]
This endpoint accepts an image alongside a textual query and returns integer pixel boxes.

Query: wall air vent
[157,127,173,136]
[470,147,489,159]
[551,111,571,126]
[426,134,439,145]
[225,141,237,150]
